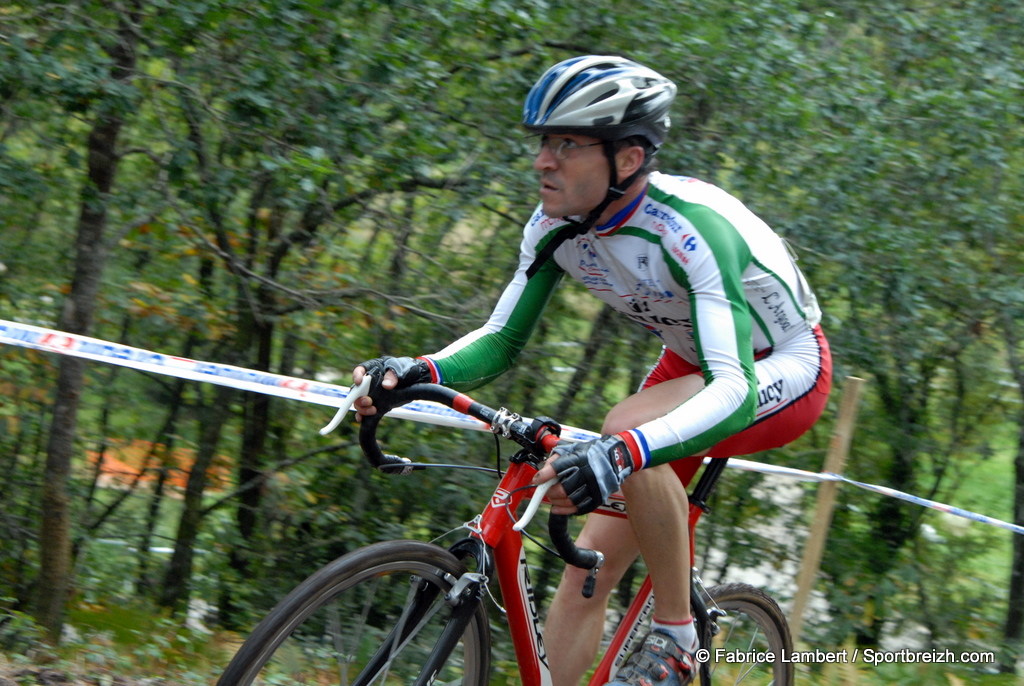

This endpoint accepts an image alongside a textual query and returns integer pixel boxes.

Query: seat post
[689,457,730,513]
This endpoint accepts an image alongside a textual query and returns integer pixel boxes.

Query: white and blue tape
[1,317,1020,536]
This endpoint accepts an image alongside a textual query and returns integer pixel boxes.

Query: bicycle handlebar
[355,381,561,468]
[350,379,604,579]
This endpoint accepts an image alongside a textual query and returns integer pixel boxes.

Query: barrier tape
[0,319,596,439]
[722,460,1024,536]
[2,317,1021,536]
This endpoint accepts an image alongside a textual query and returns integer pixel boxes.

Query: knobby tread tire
[699,582,794,686]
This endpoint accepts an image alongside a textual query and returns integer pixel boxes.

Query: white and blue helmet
[522,55,677,148]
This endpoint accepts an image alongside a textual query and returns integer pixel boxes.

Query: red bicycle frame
[352,381,724,686]
[467,456,712,686]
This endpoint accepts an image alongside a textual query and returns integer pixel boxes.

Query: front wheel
[216,540,491,686]
[699,582,794,686]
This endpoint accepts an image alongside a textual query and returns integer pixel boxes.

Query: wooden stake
[789,376,865,644]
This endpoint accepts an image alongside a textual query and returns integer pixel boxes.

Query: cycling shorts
[641,325,832,486]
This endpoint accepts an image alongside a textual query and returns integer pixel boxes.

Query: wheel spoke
[381,577,446,681]
[335,576,380,685]
[701,583,793,686]
[216,541,490,686]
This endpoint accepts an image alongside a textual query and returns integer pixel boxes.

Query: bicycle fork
[420,572,488,686]
[352,569,487,686]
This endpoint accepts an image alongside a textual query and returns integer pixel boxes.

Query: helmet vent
[522,55,677,148]
[587,87,619,106]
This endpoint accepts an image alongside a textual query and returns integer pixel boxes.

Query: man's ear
[616,144,646,181]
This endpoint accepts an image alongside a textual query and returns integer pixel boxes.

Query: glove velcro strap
[618,431,647,472]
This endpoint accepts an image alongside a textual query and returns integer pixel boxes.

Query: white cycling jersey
[421,172,823,468]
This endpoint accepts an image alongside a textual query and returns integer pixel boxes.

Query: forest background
[1,0,1023,683]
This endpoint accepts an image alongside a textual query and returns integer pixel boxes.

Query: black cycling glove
[356,356,432,395]
[550,435,635,515]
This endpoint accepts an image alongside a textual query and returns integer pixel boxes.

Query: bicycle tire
[698,582,794,686]
[216,540,491,686]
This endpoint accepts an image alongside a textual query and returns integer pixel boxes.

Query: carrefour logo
[643,203,686,234]
[681,234,698,251]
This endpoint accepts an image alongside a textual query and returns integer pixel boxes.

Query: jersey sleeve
[421,213,566,391]
[621,204,759,469]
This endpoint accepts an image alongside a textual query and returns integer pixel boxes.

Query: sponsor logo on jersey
[627,299,651,315]
[576,240,606,275]
[623,304,692,329]
[643,203,685,233]
[757,379,787,415]
[530,211,564,231]
[582,275,613,289]
[634,279,675,300]
[761,291,794,333]
[670,244,691,266]
[575,240,613,289]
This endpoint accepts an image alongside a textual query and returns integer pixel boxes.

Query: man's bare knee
[601,375,705,435]
[557,560,619,603]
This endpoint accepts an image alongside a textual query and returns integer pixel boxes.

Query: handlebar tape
[548,513,601,570]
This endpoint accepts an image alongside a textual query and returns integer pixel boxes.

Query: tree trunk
[136,447,170,595]
[36,358,86,640]
[238,323,273,541]
[1000,311,1024,671]
[134,386,185,595]
[853,366,931,646]
[159,382,234,612]
[34,4,140,639]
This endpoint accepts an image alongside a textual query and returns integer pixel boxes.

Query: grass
[798,660,1022,685]
[5,595,1024,685]
[943,427,1019,587]
[54,600,230,682]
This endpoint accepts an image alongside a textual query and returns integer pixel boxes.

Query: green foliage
[0,598,47,654]
[1,0,1023,676]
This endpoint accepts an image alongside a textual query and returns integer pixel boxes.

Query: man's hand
[351,356,431,422]
[533,435,634,515]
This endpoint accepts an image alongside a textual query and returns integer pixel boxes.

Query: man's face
[533,134,609,218]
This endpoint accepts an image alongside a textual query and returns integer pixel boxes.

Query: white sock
[651,616,699,653]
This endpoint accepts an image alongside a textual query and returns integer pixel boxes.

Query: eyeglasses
[533,135,603,160]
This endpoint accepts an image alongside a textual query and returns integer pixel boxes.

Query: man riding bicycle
[353,55,832,686]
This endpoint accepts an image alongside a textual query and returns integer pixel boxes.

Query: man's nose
[533,143,558,171]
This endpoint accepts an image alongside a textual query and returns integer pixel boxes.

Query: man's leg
[545,375,705,686]
[544,515,640,686]
[603,374,706,624]
[620,464,692,624]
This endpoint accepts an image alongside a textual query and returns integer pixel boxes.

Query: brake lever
[319,374,372,436]
[513,476,605,597]
[512,477,558,532]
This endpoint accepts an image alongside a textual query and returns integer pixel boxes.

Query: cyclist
[353,55,831,686]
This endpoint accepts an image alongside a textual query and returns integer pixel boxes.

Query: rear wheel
[698,582,793,685]
[216,540,491,686]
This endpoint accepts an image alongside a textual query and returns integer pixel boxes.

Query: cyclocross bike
[216,380,794,685]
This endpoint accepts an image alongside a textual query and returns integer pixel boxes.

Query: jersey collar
[595,182,648,236]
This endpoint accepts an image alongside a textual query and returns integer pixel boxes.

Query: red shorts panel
[642,326,832,485]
